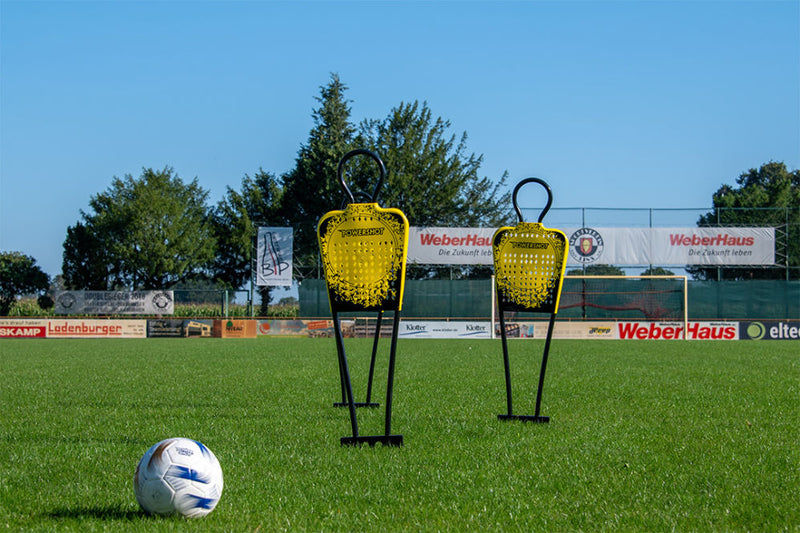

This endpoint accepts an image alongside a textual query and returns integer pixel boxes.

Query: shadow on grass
[46,505,148,521]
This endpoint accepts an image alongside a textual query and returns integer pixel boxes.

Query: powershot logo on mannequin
[568,228,604,264]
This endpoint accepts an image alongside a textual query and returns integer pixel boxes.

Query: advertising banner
[147,319,186,338]
[617,321,739,340]
[554,321,617,339]
[408,227,495,265]
[45,319,147,338]
[499,321,617,339]
[0,319,47,338]
[256,227,293,286]
[406,226,774,266]
[213,319,258,338]
[739,321,800,341]
[651,227,774,266]
[184,320,213,337]
[257,319,334,337]
[398,320,491,339]
[566,227,775,266]
[54,291,174,315]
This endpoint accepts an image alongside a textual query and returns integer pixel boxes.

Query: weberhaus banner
[407,227,775,266]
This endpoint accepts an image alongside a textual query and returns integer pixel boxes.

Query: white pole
[683,275,689,340]
[491,275,496,339]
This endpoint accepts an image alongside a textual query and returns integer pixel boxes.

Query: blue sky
[1,0,798,278]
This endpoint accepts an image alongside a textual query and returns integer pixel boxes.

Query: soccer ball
[134,438,224,518]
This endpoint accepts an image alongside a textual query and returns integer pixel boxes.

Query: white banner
[565,227,775,266]
[46,319,147,338]
[408,227,494,265]
[399,320,492,339]
[499,321,617,339]
[406,226,774,266]
[256,227,293,286]
[55,291,174,315]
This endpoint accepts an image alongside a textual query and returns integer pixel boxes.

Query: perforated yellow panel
[493,222,568,314]
[318,203,409,312]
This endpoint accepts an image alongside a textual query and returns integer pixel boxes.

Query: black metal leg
[498,310,513,417]
[342,311,403,446]
[365,311,382,405]
[332,311,359,438]
[336,310,403,447]
[337,345,347,405]
[333,315,379,409]
[497,310,552,424]
[533,313,556,418]
[384,311,401,436]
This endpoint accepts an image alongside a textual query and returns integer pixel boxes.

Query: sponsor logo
[669,234,755,247]
[339,227,384,238]
[740,321,799,341]
[225,320,244,332]
[511,241,549,250]
[618,322,737,340]
[745,322,766,340]
[568,228,604,264]
[404,324,427,332]
[0,326,47,338]
[57,292,77,310]
[418,233,493,247]
[152,292,172,311]
[47,321,124,336]
[588,327,612,336]
[461,323,488,337]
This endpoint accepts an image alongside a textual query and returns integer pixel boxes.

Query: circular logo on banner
[569,228,604,264]
[152,292,172,311]
[57,292,77,310]
[746,321,765,340]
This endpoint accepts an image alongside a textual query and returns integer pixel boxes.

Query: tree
[281,76,513,281]
[63,167,216,289]
[280,73,356,271]
[62,221,115,290]
[213,170,284,315]
[357,101,512,279]
[357,101,511,228]
[688,161,800,280]
[0,252,50,315]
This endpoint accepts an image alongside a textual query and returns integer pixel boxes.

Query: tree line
[1,75,798,315]
[61,74,512,311]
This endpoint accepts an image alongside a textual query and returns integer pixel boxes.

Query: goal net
[557,275,688,322]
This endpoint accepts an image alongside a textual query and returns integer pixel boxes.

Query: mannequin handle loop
[337,149,386,204]
[512,177,553,223]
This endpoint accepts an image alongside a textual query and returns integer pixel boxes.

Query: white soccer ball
[134,438,224,518]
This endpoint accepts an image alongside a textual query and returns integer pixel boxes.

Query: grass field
[1,337,797,532]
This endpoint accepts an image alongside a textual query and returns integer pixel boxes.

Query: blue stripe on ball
[169,465,212,484]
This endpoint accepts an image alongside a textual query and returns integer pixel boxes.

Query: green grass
[1,338,797,532]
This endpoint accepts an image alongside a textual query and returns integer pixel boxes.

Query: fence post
[786,207,790,282]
